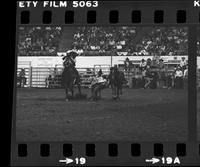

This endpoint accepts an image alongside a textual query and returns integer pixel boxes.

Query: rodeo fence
[17,66,140,88]
[17,59,185,88]
[17,66,136,88]
[17,65,111,88]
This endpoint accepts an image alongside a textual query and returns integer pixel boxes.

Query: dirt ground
[16,88,188,142]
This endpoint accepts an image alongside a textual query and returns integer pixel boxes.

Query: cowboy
[139,59,146,71]
[180,57,187,72]
[18,68,26,87]
[158,59,167,88]
[174,66,183,88]
[90,73,107,101]
[62,50,79,77]
[62,50,77,67]
[98,69,103,77]
[143,66,153,89]
[124,57,132,72]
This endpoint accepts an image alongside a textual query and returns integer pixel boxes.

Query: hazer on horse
[61,50,82,101]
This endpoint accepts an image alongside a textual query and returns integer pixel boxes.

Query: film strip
[11,0,200,166]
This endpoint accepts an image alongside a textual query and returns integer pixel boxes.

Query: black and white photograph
[16,26,188,141]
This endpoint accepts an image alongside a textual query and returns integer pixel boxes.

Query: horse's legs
[119,85,122,95]
[112,87,115,98]
[112,85,117,99]
[144,78,151,88]
[71,84,74,98]
[65,87,69,101]
[77,83,82,95]
[116,87,119,99]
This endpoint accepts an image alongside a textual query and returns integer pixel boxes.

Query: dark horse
[108,66,126,99]
[61,54,82,101]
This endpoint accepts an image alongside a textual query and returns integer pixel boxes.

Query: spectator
[124,57,132,72]
[158,59,167,88]
[139,59,147,76]
[174,66,183,88]
[144,66,153,89]
[180,57,187,71]
[98,69,103,77]
[146,58,152,67]
[18,69,26,87]
[45,75,53,88]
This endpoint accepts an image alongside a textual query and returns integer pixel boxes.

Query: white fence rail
[17,67,111,88]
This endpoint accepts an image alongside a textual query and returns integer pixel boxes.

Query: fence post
[29,67,32,88]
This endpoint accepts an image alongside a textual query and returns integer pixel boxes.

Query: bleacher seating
[18,26,188,56]
[18,27,62,56]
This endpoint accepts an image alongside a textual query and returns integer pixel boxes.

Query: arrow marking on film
[145,158,160,164]
[59,158,74,164]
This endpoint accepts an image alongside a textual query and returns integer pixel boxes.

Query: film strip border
[12,143,200,166]
[16,1,200,24]
[12,0,200,166]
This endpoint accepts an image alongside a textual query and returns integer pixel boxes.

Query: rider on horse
[61,50,82,101]
[62,50,80,82]
[62,50,77,68]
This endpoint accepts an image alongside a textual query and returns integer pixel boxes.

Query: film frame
[11,0,200,166]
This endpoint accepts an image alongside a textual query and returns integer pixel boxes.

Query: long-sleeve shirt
[175,70,183,78]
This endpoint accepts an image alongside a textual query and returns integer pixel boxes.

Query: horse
[108,66,126,99]
[61,62,82,101]
[118,71,126,95]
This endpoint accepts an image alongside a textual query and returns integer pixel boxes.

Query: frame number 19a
[161,157,180,165]
[145,157,180,165]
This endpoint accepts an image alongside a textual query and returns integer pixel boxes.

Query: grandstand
[18,26,188,56]
[17,26,188,88]
[18,26,62,56]
[58,27,77,52]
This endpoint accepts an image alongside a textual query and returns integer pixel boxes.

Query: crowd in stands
[18,26,188,56]
[72,27,137,55]
[18,27,62,56]
[72,27,188,56]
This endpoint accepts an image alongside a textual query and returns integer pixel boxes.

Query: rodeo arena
[16,27,190,141]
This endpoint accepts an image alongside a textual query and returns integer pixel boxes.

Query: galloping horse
[61,51,82,101]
